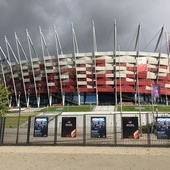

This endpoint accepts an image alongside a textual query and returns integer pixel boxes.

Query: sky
[0,0,170,60]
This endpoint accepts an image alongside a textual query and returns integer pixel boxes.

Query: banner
[61,117,76,137]
[122,117,139,139]
[152,84,160,98]
[91,117,106,138]
[34,117,48,137]
[137,57,147,72]
[156,117,170,139]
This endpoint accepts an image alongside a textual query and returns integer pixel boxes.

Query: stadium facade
[0,23,170,108]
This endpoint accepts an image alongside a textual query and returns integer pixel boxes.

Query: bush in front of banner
[91,117,106,138]
[61,117,76,137]
[122,117,139,139]
[156,117,170,139]
[34,117,48,137]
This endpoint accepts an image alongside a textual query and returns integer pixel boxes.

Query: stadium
[0,22,170,108]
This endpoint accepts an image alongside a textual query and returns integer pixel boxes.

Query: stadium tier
[0,23,170,107]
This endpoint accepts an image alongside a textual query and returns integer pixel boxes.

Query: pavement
[0,146,169,170]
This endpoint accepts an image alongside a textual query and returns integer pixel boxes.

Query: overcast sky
[0,0,170,59]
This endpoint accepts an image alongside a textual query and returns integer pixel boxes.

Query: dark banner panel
[91,117,106,138]
[156,117,170,139]
[34,117,48,137]
[122,117,139,139]
[61,117,76,137]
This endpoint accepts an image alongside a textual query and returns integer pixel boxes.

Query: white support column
[77,92,80,106]
[9,96,12,108]
[26,30,40,108]
[17,95,20,108]
[54,26,63,106]
[37,94,40,108]
[49,94,52,107]
[71,22,80,105]
[39,27,50,106]
[27,94,30,108]
[62,93,65,106]
[92,20,98,106]
[96,92,99,106]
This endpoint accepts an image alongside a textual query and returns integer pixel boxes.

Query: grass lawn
[117,105,170,112]
[4,113,36,128]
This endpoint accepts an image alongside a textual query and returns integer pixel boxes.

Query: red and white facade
[0,23,170,107]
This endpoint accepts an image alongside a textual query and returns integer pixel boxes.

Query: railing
[0,113,170,147]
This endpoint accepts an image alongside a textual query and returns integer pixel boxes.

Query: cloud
[0,0,170,58]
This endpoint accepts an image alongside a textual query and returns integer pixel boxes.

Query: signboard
[61,117,76,137]
[122,117,139,139]
[91,117,106,138]
[156,117,170,139]
[34,117,48,137]
[152,84,160,98]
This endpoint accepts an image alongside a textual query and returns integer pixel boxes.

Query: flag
[137,57,147,72]
[152,84,160,98]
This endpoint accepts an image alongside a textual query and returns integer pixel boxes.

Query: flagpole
[136,57,142,137]
[118,46,123,138]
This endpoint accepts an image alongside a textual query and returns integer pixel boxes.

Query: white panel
[77,74,86,78]
[77,81,87,85]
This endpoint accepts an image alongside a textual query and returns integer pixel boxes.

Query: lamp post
[16,93,21,144]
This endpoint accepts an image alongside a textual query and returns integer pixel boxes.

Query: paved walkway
[0,146,169,170]
[94,106,115,112]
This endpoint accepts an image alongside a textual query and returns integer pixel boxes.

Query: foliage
[0,82,10,116]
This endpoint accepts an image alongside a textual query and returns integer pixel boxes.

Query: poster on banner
[91,117,106,138]
[156,117,170,139]
[137,57,147,72]
[34,117,48,137]
[152,84,160,98]
[122,117,139,139]
[61,117,76,137]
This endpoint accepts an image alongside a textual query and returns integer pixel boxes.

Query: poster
[152,84,160,98]
[91,117,106,138]
[34,117,48,137]
[122,117,139,139]
[61,117,76,137]
[156,117,170,139]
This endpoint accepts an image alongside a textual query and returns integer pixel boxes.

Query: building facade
[0,24,170,107]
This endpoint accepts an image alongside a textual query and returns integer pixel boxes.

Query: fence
[0,112,170,147]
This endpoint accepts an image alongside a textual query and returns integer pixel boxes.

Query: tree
[0,82,10,116]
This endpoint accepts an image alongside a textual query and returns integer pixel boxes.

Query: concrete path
[0,146,169,170]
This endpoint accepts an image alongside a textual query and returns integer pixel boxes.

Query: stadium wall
[0,51,170,107]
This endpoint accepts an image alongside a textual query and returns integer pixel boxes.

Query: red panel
[126,66,135,71]
[126,74,135,78]
[96,74,106,78]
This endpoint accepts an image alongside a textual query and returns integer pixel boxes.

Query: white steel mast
[26,30,39,107]
[39,27,51,106]
[71,22,80,105]
[15,33,28,107]
[92,20,98,105]
[54,26,65,106]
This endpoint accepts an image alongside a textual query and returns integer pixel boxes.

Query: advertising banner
[91,117,106,138]
[152,84,160,98]
[61,117,76,137]
[34,117,48,137]
[122,117,139,139]
[156,117,170,139]
[137,57,147,72]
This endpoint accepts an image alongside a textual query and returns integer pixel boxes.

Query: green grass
[117,105,170,112]
[40,105,94,112]
[3,113,36,128]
